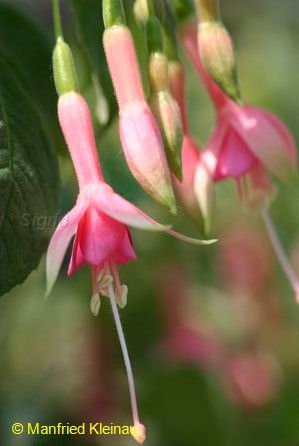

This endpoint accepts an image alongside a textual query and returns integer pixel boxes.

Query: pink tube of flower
[102,0,176,213]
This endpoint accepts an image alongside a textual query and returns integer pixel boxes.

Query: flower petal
[234,105,297,180]
[94,189,217,246]
[45,201,87,297]
[77,207,125,267]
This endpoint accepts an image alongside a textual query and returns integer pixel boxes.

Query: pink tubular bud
[103,25,145,108]
[119,100,177,213]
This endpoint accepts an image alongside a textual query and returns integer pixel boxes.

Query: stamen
[116,285,128,308]
[261,207,299,302]
[90,293,101,316]
[111,263,128,308]
[96,268,113,297]
[105,264,146,443]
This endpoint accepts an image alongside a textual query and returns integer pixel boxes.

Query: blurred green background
[1,1,299,445]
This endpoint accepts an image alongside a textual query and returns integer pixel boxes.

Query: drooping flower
[47,90,214,444]
[46,91,213,301]
[103,18,177,213]
[181,21,297,206]
[180,21,299,301]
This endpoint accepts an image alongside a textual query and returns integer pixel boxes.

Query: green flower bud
[151,89,183,179]
[53,37,78,96]
[198,21,241,103]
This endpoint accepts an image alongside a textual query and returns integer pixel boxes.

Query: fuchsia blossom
[180,22,297,205]
[46,91,209,300]
[46,90,213,444]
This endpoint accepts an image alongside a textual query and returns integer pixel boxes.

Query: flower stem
[106,266,142,427]
[52,0,63,39]
[261,207,299,300]
[194,0,221,22]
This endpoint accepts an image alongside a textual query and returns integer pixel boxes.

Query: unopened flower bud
[151,90,183,179]
[53,37,78,96]
[103,25,177,213]
[119,100,177,213]
[148,52,168,92]
[133,0,150,24]
[198,21,241,103]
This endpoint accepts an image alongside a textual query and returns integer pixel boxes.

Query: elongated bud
[102,0,126,28]
[149,53,183,179]
[198,21,241,103]
[119,101,177,213]
[104,24,177,212]
[133,0,150,24]
[53,37,78,96]
[151,91,183,179]
[148,52,168,93]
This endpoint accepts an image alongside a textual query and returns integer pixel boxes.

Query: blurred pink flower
[223,351,281,408]
[181,22,297,205]
[158,264,220,368]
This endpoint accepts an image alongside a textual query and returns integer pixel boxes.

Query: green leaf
[69,0,118,131]
[0,55,59,296]
[0,2,59,148]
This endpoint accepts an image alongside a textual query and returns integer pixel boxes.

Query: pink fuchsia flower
[168,60,213,233]
[47,91,213,444]
[103,24,176,213]
[180,21,297,205]
[46,91,212,300]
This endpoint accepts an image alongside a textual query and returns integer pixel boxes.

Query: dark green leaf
[0,55,59,296]
[0,2,59,148]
